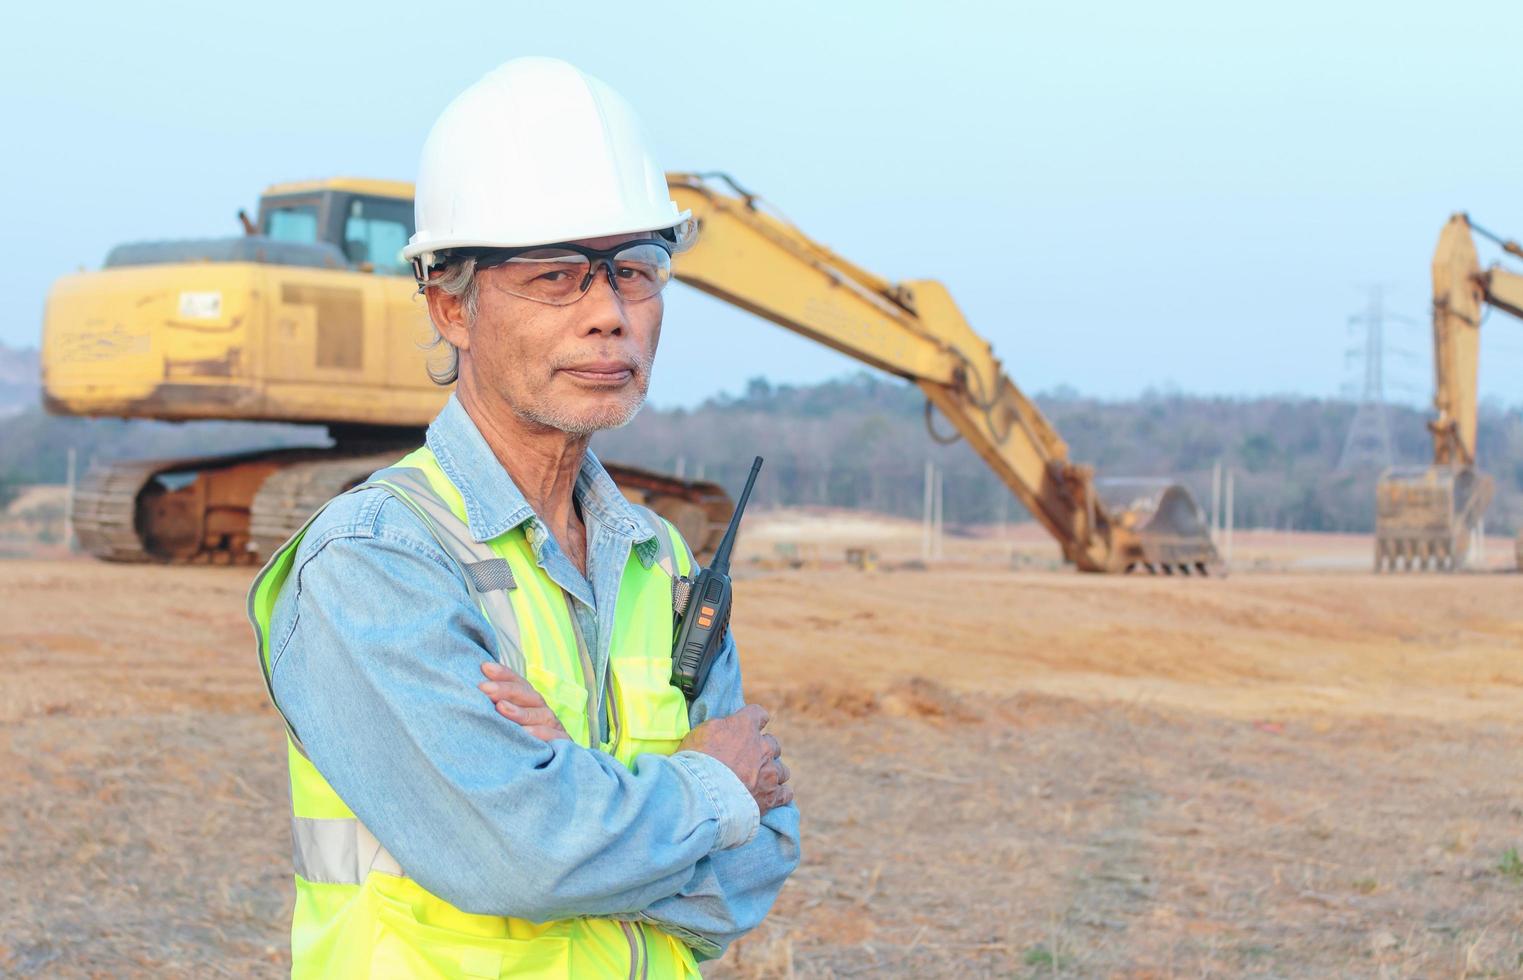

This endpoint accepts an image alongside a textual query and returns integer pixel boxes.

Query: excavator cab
[96,179,416,278]
[257,180,415,276]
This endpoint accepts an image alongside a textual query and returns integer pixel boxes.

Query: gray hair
[421,257,478,385]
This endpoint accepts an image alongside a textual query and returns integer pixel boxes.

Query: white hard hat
[403,57,691,273]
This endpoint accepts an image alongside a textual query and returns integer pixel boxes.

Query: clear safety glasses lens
[494,243,672,306]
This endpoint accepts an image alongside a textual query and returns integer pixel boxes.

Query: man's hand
[478,662,571,742]
[679,704,793,814]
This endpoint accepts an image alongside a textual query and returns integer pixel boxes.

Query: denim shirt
[264,394,800,959]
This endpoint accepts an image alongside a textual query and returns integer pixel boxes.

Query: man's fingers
[496,700,560,728]
[480,667,567,741]
[523,724,570,742]
[480,661,524,682]
[496,702,568,740]
[480,665,567,745]
[762,733,782,759]
[763,784,794,811]
[738,703,771,731]
[758,757,789,788]
[772,758,791,785]
[478,679,548,707]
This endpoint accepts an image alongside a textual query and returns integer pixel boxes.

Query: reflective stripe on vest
[247,447,700,979]
[292,814,404,883]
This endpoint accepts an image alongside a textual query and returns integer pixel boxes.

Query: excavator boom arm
[1430,214,1523,466]
[1430,215,1486,465]
[668,175,1123,571]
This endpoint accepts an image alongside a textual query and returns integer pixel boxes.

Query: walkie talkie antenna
[709,456,762,576]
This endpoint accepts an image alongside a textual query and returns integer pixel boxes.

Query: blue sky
[4,1,1520,408]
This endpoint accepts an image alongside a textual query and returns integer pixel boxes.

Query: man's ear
[425,283,472,353]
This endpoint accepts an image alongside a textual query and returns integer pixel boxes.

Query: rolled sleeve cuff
[669,750,760,851]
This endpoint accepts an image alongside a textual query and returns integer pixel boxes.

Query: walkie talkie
[671,456,763,700]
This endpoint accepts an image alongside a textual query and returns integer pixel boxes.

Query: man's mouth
[559,360,637,386]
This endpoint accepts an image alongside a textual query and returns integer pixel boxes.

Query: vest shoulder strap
[362,466,528,677]
[252,464,531,758]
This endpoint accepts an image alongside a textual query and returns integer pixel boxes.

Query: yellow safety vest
[248,447,701,978]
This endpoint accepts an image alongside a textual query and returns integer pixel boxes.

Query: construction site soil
[2,516,1521,977]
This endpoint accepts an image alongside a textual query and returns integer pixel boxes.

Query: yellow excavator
[42,175,1219,573]
[1375,213,1521,572]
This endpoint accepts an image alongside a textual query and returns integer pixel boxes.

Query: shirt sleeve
[267,494,757,922]
[630,630,803,961]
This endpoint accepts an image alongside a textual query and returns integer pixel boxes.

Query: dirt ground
[2,518,1522,977]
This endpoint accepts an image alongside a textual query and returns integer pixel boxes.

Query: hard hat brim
[403,209,693,266]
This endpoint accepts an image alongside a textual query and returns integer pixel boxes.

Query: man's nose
[576,266,627,335]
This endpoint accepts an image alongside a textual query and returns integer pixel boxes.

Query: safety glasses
[464,238,674,306]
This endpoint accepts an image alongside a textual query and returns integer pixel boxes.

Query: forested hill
[2,370,1520,533]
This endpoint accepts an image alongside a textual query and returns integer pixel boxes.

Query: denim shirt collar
[424,394,660,567]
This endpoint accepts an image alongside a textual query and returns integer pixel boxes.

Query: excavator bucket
[1374,465,1493,572]
[1095,479,1222,575]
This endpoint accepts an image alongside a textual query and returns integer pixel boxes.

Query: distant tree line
[2,372,1520,534]
[593,374,1523,535]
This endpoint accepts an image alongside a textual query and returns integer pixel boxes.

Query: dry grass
[2,550,1521,977]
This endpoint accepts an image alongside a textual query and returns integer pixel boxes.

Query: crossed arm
[479,631,798,957]
[478,661,791,810]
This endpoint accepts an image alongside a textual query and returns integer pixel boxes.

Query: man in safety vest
[248,57,800,978]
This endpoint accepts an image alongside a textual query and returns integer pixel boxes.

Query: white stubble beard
[515,348,656,436]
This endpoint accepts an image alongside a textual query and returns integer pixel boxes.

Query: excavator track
[73,456,190,562]
[73,448,333,564]
[75,443,736,567]
[247,450,410,560]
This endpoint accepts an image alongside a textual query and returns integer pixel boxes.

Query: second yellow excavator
[1375,213,1520,572]
[42,175,1219,573]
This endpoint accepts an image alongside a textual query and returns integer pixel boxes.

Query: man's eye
[615,265,653,280]
[538,269,577,282]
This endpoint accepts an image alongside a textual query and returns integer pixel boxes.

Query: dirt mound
[767,676,976,724]
[733,568,1523,724]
